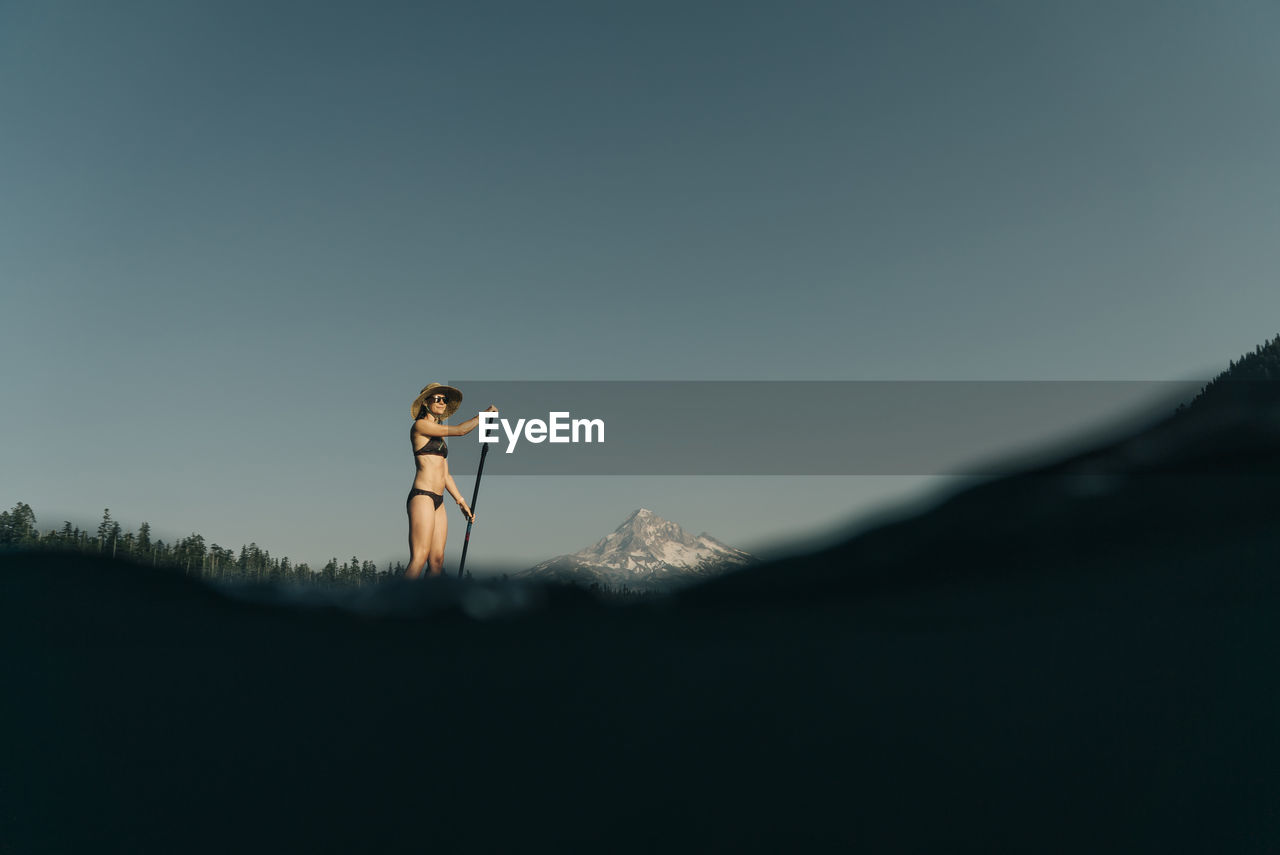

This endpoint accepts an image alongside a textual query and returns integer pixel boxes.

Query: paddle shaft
[457,441,489,578]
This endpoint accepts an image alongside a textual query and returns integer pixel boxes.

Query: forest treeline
[0,503,406,586]
[1176,332,1280,415]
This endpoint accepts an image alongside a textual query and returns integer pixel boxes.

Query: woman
[406,383,497,579]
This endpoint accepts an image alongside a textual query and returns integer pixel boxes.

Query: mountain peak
[520,509,755,592]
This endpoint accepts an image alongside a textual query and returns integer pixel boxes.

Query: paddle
[457,441,489,579]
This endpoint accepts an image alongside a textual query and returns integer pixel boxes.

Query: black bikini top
[414,435,448,458]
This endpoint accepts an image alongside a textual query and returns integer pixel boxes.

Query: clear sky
[3,1,1279,572]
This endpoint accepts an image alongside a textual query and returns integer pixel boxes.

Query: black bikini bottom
[407,488,444,512]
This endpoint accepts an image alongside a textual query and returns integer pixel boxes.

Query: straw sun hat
[412,383,463,420]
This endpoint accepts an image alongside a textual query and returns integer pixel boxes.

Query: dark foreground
[5,401,1280,853]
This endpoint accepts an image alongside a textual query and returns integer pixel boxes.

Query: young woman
[406,383,497,578]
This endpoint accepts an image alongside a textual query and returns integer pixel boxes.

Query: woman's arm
[446,415,482,437]
[413,405,497,439]
[414,417,471,438]
[448,404,499,437]
[445,473,474,522]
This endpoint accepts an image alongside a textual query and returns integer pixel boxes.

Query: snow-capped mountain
[517,508,755,592]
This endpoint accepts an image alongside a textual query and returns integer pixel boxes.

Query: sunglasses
[427,395,449,404]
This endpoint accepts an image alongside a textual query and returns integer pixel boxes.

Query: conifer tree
[0,502,36,545]
[109,521,122,558]
[97,509,113,551]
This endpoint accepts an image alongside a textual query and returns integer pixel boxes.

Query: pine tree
[0,502,36,545]
[179,533,206,575]
[97,509,113,552]
[109,521,122,558]
[137,522,152,559]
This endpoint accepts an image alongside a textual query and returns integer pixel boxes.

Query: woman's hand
[461,405,499,436]
[458,501,475,523]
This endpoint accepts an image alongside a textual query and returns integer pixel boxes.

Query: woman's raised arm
[414,405,498,438]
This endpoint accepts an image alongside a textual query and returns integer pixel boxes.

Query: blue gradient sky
[3,1,1278,571]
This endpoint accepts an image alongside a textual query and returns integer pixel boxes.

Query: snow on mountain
[516,508,755,592]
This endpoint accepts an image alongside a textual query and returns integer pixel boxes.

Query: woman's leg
[406,495,437,579]
[426,500,449,576]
